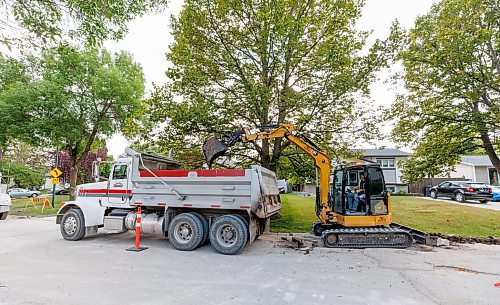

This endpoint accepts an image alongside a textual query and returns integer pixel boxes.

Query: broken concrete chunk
[436,238,450,247]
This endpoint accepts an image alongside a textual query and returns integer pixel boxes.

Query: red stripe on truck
[211,204,221,208]
[139,169,245,178]
[158,202,167,206]
[240,205,251,209]
[79,189,131,194]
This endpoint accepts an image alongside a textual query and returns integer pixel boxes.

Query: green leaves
[0,44,145,161]
[391,0,500,180]
[1,0,168,48]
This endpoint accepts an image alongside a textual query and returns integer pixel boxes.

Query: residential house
[300,148,411,195]
[445,155,499,186]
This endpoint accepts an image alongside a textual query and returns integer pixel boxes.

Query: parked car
[0,193,11,220]
[7,188,41,198]
[50,187,70,195]
[429,181,492,203]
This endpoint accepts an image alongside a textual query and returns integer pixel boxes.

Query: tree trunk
[480,133,500,176]
[69,165,79,200]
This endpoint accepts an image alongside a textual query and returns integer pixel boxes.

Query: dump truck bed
[130,165,281,218]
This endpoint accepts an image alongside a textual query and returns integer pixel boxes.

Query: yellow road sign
[50,168,62,178]
[51,177,60,185]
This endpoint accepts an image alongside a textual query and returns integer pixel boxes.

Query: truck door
[108,163,130,204]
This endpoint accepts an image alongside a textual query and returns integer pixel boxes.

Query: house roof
[353,148,410,158]
[461,155,493,166]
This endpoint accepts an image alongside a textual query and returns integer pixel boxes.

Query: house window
[386,186,396,193]
[376,159,395,168]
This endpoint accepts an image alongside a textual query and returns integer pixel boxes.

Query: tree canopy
[0,45,145,196]
[391,0,500,180]
[0,0,168,48]
[143,0,400,179]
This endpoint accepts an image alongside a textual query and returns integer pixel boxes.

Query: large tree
[391,0,500,179]
[0,45,145,197]
[144,0,399,175]
[0,0,168,48]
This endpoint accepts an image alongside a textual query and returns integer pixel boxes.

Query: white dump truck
[56,148,281,254]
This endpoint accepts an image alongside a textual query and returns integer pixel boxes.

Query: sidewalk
[421,197,500,211]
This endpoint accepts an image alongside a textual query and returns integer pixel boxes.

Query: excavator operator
[347,172,365,212]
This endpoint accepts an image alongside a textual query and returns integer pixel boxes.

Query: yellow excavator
[203,123,413,248]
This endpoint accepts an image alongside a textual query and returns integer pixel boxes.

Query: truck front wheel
[168,213,204,251]
[210,215,248,255]
[60,209,86,241]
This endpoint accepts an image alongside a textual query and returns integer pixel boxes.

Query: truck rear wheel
[190,212,209,246]
[168,213,204,251]
[210,215,248,255]
[60,209,86,241]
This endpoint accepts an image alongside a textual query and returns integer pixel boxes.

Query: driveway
[1,217,499,305]
[421,197,500,211]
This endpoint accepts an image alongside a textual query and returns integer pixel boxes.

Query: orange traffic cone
[126,206,148,252]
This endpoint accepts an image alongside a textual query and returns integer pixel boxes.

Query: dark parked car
[429,181,492,203]
[53,187,70,195]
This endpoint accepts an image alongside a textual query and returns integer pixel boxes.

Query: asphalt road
[1,217,499,305]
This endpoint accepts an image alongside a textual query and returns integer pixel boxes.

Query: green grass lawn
[9,195,70,217]
[271,194,500,237]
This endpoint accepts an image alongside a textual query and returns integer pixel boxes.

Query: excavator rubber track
[321,227,413,249]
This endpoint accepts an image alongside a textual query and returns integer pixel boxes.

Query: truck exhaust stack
[202,137,228,168]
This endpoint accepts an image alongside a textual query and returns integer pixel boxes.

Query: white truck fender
[56,200,106,227]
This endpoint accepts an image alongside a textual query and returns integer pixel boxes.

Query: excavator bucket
[202,136,228,168]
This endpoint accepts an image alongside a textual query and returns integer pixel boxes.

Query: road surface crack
[434,265,500,276]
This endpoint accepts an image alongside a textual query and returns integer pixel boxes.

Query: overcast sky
[104,0,438,158]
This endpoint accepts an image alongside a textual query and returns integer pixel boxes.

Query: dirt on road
[1,217,499,305]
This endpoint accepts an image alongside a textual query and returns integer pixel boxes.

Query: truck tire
[168,213,204,251]
[210,215,248,255]
[233,214,250,241]
[60,209,86,241]
[0,211,8,220]
[190,212,209,246]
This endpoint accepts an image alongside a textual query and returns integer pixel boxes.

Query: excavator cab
[331,165,389,217]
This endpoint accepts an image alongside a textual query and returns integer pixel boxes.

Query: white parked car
[7,188,41,198]
[0,193,12,220]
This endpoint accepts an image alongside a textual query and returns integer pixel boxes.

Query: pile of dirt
[432,233,500,245]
